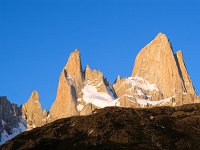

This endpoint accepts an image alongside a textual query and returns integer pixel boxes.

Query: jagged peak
[84,65,105,85]
[156,32,168,40]
[74,48,80,52]
[65,49,81,69]
[114,75,121,83]
[85,65,103,76]
[23,91,41,108]
[43,109,48,116]
[85,65,92,72]
[63,49,83,85]
[144,33,170,50]
[30,90,39,100]
[0,96,8,101]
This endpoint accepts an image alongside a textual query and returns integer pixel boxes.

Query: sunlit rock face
[49,50,82,121]
[49,49,117,119]
[132,33,185,97]
[22,91,47,130]
[126,33,196,106]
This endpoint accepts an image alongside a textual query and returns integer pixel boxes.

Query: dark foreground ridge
[1,104,200,150]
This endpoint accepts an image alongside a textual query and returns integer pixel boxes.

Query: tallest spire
[132,33,185,97]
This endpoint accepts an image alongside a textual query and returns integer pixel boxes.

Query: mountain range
[0,33,200,145]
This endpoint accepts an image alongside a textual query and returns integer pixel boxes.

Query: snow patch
[66,73,73,86]
[1,120,6,127]
[82,84,119,108]
[136,97,172,107]
[136,89,144,96]
[77,104,84,111]
[77,98,82,102]
[126,76,159,91]
[0,122,26,145]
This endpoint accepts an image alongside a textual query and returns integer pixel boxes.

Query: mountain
[49,49,117,121]
[49,50,81,120]
[114,33,197,108]
[0,91,49,144]
[1,103,200,150]
[22,91,47,130]
[1,33,200,144]
[0,97,26,145]
[132,33,185,98]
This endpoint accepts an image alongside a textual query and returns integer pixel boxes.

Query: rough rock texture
[22,91,46,130]
[0,97,26,144]
[50,43,197,118]
[196,96,200,103]
[80,103,96,116]
[2,104,200,150]
[113,77,166,108]
[75,65,116,114]
[50,49,117,119]
[65,49,84,94]
[50,50,86,121]
[175,50,196,96]
[49,69,79,121]
[132,33,187,98]
[84,65,110,95]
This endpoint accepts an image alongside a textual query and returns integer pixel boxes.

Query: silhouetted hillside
[1,103,200,150]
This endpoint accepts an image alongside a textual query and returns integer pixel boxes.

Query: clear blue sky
[0,0,200,110]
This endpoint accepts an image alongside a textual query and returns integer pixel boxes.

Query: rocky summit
[0,33,200,145]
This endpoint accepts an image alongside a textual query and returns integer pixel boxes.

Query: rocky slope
[1,32,199,144]
[0,91,48,144]
[1,103,200,150]
[0,97,26,145]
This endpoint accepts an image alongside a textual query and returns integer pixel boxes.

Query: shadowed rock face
[1,103,200,150]
[0,97,26,144]
[175,50,196,95]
